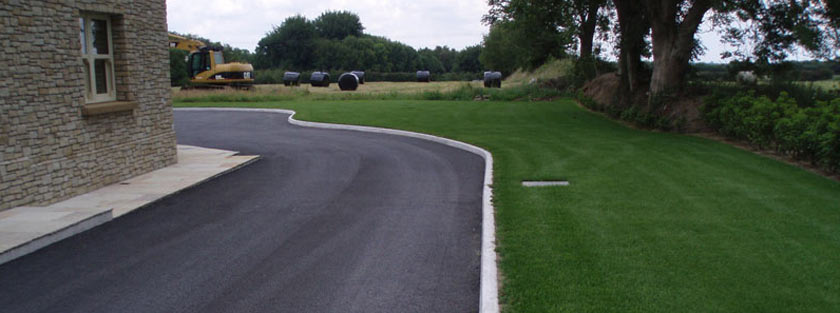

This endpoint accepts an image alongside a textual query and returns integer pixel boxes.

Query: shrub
[169,48,190,87]
[702,93,840,172]
[578,93,677,131]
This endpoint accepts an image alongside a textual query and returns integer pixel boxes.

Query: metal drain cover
[522,181,569,187]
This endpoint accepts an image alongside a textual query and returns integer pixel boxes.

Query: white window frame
[79,14,116,103]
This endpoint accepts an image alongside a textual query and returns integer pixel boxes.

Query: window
[79,14,115,103]
[189,52,210,78]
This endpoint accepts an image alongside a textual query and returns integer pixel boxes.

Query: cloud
[166,0,490,51]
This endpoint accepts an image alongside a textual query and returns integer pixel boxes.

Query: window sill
[82,101,137,117]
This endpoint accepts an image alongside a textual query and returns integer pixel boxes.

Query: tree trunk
[579,28,594,60]
[578,1,599,60]
[644,0,711,105]
[648,31,690,97]
[614,0,648,106]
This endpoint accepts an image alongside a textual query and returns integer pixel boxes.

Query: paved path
[0,111,484,313]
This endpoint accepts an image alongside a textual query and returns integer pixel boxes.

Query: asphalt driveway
[0,110,484,313]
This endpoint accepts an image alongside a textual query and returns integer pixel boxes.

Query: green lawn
[176,99,840,312]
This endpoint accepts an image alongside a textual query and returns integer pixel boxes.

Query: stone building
[0,0,177,211]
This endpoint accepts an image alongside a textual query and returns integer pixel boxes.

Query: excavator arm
[168,33,204,52]
[168,33,255,89]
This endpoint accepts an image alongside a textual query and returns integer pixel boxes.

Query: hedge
[702,92,840,172]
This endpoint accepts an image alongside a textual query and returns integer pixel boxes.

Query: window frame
[79,13,116,104]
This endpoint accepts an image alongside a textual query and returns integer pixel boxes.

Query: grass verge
[176,99,840,312]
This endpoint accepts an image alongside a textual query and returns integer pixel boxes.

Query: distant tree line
[170,11,485,84]
[253,11,483,75]
[691,60,838,82]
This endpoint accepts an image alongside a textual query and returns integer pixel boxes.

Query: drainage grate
[522,181,569,187]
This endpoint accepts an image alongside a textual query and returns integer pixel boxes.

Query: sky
[166,0,490,51]
[165,0,813,64]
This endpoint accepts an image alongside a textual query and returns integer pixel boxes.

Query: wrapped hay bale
[351,71,365,84]
[483,71,502,88]
[310,71,331,87]
[338,73,359,91]
[283,72,300,86]
[416,70,431,82]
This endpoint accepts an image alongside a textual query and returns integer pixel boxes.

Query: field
[808,78,840,91]
[172,81,483,100]
[171,80,567,104]
[176,96,840,313]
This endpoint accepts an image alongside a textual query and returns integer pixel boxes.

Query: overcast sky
[166,0,490,51]
[166,0,812,64]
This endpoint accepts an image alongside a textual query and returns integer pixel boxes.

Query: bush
[577,92,679,131]
[799,68,834,81]
[702,92,840,172]
[169,48,190,87]
[690,80,835,108]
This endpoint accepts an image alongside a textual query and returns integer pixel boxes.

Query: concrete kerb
[0,209,112,265]
[174,107,500,313]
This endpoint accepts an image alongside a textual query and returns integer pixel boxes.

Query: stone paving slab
[0,145,259,266]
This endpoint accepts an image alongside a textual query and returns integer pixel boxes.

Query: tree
[314,11,364,40]
[418,48,446,73]
[485,0,608,60]
[642,0,712,101]
[723,0,838,61]
[613,0,650,105]
[255,15,317,70]
[642,0,838,102]
[479,21,525,75]
[455,45,483,73]
[431,46,458,72]
[169,48,189,86]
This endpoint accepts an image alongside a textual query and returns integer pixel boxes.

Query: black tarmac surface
[0,110,484,313]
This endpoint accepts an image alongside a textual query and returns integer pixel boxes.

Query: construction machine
[168,33,254,89]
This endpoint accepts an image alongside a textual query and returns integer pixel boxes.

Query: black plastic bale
[310,71,330,87]
[483,71,502,88]
[283,71,300,86]
[351,71,365,84]
[416,70,431,82]
[310,72,331,87]
[338,73,359,91]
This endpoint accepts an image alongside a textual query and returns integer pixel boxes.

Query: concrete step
[0,206,112,265]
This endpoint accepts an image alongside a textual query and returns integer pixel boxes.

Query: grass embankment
[176,99,840,312]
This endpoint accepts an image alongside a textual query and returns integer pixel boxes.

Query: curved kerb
[175,107,499,313]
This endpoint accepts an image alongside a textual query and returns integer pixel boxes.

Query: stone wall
[0,0,177,211]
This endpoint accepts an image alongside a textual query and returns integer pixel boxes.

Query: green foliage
[251,11,482,77]
[313,10,364,40]
[479,22,525,75]
[169,48,189,87]
[455,45,482,73]
[577,91,680,131]
[702,92,840,171]
[690,80,836,108]
[255,15,317,70]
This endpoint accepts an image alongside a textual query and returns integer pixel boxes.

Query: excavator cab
[187,49,216,78]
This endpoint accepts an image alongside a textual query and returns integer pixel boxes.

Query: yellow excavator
[168,33,254,89]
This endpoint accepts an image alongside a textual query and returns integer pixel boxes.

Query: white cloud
[166,0,490,51]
